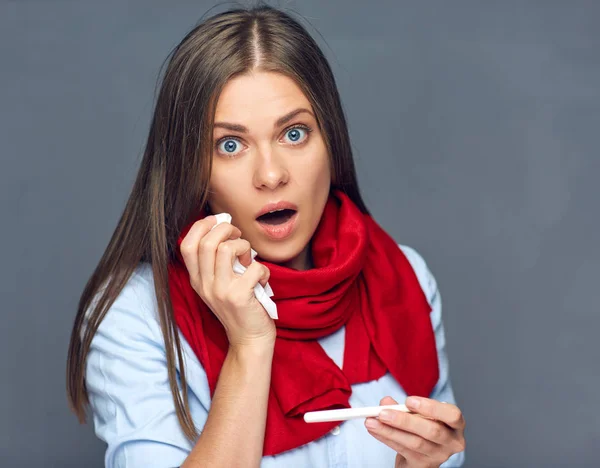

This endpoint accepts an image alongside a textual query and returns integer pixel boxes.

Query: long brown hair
[66,2,370,440]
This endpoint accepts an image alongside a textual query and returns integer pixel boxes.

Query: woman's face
[207,71,331,270]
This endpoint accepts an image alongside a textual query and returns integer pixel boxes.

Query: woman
[67,4,466,467]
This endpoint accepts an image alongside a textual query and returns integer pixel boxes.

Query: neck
[282,242,313,271]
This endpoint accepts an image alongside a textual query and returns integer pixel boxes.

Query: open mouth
[256,208,297,225]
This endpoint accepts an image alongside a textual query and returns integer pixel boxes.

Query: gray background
[1,0,598,466]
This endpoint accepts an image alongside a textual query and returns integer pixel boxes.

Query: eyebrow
[213,108,314,133]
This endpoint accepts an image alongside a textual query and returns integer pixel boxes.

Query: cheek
[311,153,331,191]
[207,183,231,215]
[208,164,245,203]
[303,153,331,218]
[299,141,331,186]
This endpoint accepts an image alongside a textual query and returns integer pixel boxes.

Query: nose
[252,146,289,191]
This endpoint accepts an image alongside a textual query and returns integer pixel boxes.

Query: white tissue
[211,213,278,320]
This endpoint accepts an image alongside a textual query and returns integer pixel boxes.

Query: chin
[258,248,298,264]
[256,241,306,266]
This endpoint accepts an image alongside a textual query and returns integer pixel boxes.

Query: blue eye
[284,126,309,145]
[217,138,242,156]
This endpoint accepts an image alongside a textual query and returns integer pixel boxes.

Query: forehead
[213,71,312,124]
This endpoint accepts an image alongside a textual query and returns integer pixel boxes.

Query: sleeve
[399,245,466,468]
[84,270,209,468]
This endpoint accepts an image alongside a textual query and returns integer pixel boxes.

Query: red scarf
[168,190,439,455]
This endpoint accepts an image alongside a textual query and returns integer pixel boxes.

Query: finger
[214,238,252,283]
[239,261,271,292]
[379,396,421,417]
[405,397,465,430]
[180,216,217,283]
[371,433,432,467]
[379,396,398,406]
[198,222,242,284]
[379,395,422,420]
[237,247,253,268]
[377,409,452,446]
[365,418,440,457]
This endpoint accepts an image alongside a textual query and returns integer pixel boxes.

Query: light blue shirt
[85,245,465,467]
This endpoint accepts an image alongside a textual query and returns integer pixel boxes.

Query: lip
[256,211,298,240]
[255,201,298,219]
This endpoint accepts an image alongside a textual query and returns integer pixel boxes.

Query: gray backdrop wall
[1,1,598,467]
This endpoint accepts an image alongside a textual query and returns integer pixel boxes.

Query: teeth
[268,209,285,214]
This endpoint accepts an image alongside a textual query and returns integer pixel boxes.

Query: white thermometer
[304,404,411,423]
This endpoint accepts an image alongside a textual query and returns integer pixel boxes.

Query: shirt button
[330,426,341,436]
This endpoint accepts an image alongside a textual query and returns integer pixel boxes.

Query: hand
[179,215,275,348]
[365,396,466,468]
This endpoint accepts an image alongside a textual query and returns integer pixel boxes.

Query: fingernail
[365,418,379,429]
[378,410,393,422]
[406,397,420,409]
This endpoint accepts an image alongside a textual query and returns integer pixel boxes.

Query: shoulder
[84,264,202,466]
[120,261,157,315]
[398,244,439,306]
[87,262,162,352]
[86,263,208,387]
